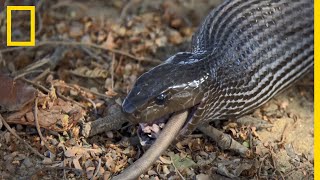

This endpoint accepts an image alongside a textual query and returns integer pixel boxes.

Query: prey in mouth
[122,53,210,146]
[136,104,200,146]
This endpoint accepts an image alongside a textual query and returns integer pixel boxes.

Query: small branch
[119,0,142,23]
[171,156,186,180]
[21,77,51,94]
[35,0,44,36]
[0,114,45,159]
[258,154,269,179]
[53,82,111,99]
[55,91,86,109]
[91,158,102,180]
[0,41,161,64]
[84,97,97,117]
[111,53,115,90]
[198,124,250,157]
[34,97,56,154]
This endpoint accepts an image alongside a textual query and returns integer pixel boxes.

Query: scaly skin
[122,0,313,138]
[117,0,314,179]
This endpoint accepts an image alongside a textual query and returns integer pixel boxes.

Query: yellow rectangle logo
[6,6,35,46]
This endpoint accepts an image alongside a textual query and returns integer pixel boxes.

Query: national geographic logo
[6,5,35,46]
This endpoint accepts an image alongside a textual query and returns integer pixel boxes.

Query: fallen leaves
[169,152,196,170]
[0,74,36,112]
[5,96,84,132]
[64,146,102,158]
[70,66,109,78]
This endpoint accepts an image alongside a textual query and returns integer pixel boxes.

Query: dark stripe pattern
[190,0,313,124]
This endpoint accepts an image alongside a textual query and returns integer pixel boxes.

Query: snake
[114,0,314,179]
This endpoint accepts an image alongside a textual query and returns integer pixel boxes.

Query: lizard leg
[197,123,251,157]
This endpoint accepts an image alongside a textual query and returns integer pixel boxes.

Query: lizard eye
[155,93,167,105]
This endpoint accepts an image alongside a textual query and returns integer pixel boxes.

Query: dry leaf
[159,156,171,165]
[103,32,117,49]
[5,97,84,132]
[73,158,83,170]
[0,74,35,112]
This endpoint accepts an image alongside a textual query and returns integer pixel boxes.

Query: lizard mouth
[137,104,199,146]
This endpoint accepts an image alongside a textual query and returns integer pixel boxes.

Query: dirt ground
[0,0,314,179]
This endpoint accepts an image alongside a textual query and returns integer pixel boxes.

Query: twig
[52,83,100,108]
[268,146,285,180]
[77,85,110,99]
[275,169,285,180]
[63,160,67,180]
[170,156,186,180]
[119,0,142,23]
[81,47,103,61]
[34,97,56,154]
[91,158,102,180]
[0,41,161,64]
[258,154,269,179]
[13,70,45,80]
[111,53,115,90]
[0,114,45,159]
[32,68,51,82]
[50,1,88,12]
[0,51,4,65]
[284,164,309,178]
[198,124,250,157]
[35,0,44,36]
[269,146,276,169]
[0,46,23,52]
[85,97,98,117]
[277,123,289,146]
[21,77,51,94]
[14,56,51,77]
[53,81,111,99]
[55,91,86,108]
